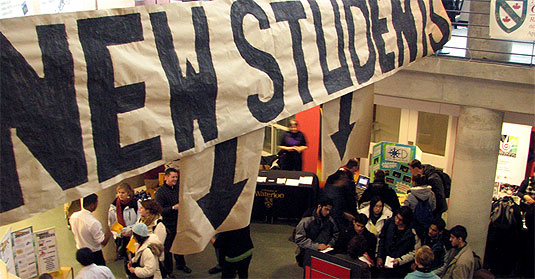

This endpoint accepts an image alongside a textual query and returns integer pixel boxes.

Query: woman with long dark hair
[359,196,393,237]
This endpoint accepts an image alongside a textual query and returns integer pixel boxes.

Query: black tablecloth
[252,170,319,220]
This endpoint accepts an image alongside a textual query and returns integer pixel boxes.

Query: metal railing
[435,0,535,66]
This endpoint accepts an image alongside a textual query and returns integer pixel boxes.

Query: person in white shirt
[70,194,112,265]
[75,248,115,279]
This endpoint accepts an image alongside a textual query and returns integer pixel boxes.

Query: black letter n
[0,25,87,212]
[78,14,162,183]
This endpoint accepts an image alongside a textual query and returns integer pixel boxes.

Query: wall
[296,106,321,173]
[374,57,535,118]
[0,175,143,276]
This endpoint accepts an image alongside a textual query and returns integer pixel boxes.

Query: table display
[252,170,319,221]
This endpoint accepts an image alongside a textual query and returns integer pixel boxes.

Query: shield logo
[495,0,528,33]
[264,197,273,208]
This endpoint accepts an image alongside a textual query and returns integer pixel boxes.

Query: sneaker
[208,265,222,274]
[177,265,192,274]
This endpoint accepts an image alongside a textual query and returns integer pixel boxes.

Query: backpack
[435,170,452,198]
[414,197,433,228]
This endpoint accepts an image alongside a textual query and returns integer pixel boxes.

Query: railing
[435,0,535,66]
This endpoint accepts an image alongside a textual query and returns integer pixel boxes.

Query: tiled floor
[108,221,304,279]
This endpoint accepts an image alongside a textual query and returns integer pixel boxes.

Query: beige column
[466,0,511,61]
[447,106,503,257]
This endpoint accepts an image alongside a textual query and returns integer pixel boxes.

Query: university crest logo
[495,0,528,33]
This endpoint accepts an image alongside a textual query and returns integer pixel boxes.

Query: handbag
[126,255,154,279]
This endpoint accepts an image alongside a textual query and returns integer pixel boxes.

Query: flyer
[11,227,38,279]
[34,228,60,274]
[0,228,16,275]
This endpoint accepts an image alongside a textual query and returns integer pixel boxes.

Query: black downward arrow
[196,138,248,230]
[330,93,355,160]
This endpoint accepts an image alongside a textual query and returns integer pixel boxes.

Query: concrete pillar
[447,106,503,257]
[466,0,511,61]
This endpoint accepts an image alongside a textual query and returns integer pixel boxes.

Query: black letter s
[231,0,284,123]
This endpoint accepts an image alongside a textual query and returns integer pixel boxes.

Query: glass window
[416,112,448,156]
[263,126,272,154]
[262,117,292,155]
[372,105,401,143]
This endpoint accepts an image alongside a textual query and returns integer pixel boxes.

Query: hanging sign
[490,0,535,40]
[0,0,451,224]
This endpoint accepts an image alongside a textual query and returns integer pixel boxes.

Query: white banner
[0,0,451,224]
[489,0,535,40]
[321,85,374,180]
[173,129,264,254]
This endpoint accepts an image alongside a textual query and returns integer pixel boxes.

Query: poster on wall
[11,227,38,279]
[489,0,535,40]
[0,0,34,19]
[97,0,135,9]
[495,122,532,186]
[0,228,16,275]
[34,228,59,274]
[38,0,96,14]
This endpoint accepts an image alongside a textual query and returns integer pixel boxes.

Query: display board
[370,142,422,195]
[11,227,38,279]
[34,228,60,275]
[0,228,16,275]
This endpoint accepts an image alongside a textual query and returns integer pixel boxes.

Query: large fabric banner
[321,85,374,180]
[173,129,264,254]
[0,0,451,224]
[489,0,535,40]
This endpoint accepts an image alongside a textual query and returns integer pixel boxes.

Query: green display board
[370,142,422,195]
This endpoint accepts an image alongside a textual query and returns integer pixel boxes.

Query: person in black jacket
[358,169,400,213]
[377,206,420,278]
[422,218,446,271]
[324,169,358,229]
[213,226,254,279]
[278,119,307,171]
[154,168,192,277]
[334,213,377,264]
[409,160,448,218]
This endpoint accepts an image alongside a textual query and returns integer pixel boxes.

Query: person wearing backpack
[409,160,447,219]
[403,174,436,239]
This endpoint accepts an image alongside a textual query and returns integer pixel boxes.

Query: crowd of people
[62,151,531,279]
[294,159,482,279]
[69,167,253,279]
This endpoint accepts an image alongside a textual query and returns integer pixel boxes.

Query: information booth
[252,170,319,221]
